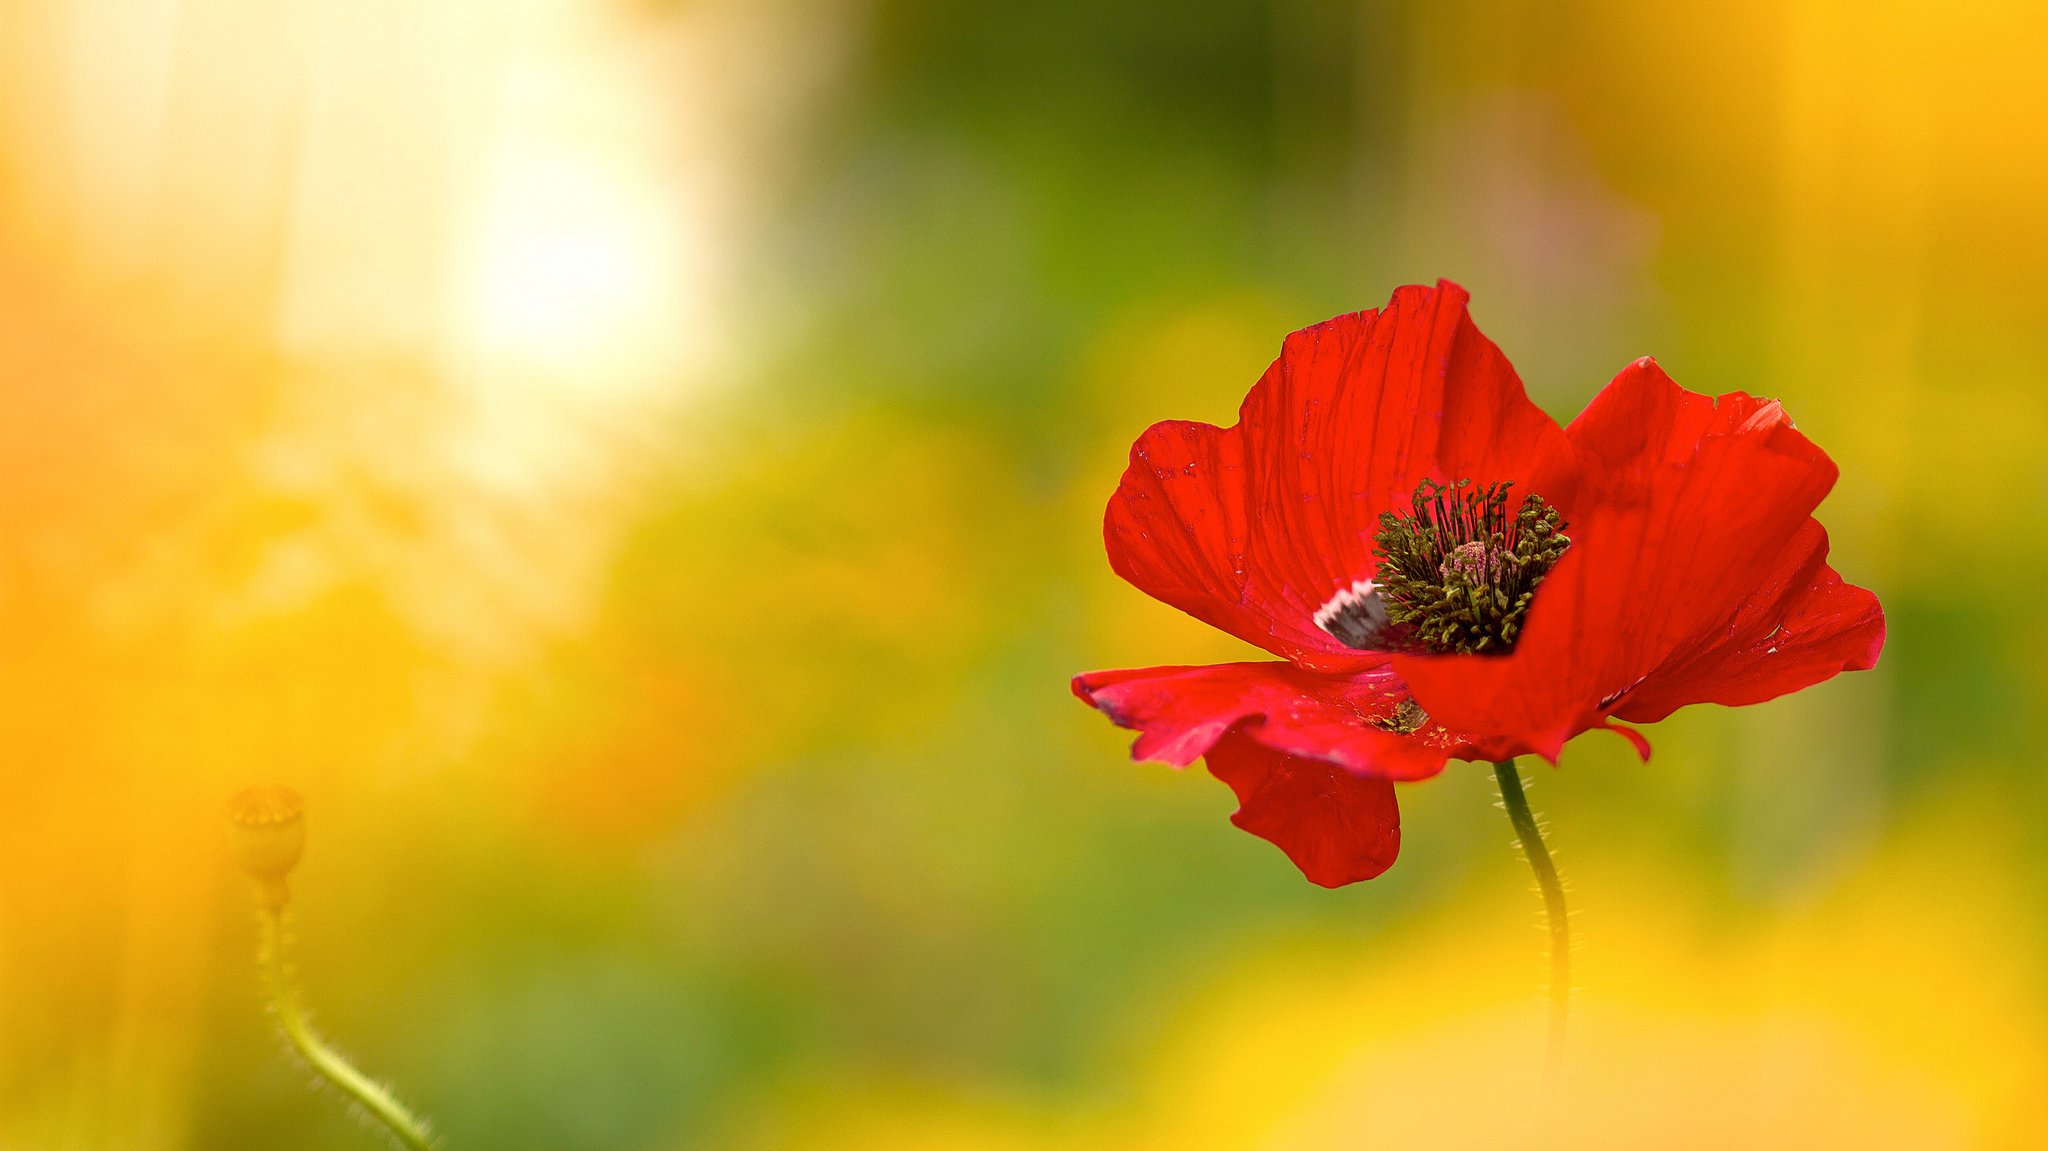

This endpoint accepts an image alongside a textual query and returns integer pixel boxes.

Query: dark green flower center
[1369,478,1570,655]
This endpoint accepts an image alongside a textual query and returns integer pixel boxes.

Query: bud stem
[257,906,438,1149]
[1493,758,1568,1075]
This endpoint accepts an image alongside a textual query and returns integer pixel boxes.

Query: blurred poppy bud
[227,785,306,910]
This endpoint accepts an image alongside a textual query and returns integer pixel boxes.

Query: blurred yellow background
[0,0,2043,1147]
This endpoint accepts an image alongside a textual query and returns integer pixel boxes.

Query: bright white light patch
[458,46,701,385]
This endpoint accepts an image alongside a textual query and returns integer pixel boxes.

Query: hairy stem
[258,907,437,1150]
[1494,758,1568,1072]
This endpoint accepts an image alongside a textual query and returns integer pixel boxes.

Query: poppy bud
[227,785,306,910]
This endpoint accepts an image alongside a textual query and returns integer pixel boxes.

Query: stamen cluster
[1371,478,1570,655]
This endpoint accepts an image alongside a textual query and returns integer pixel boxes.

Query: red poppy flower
[1073,281,1884,887]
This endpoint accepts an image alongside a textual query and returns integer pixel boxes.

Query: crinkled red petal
[1203,729,1402,887]
[1072,661,1456,781]
[1611,520,1884,723]
[1392,359,1844,760]
[1102,280,1570,669]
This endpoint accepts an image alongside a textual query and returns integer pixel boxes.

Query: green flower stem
[1494,759,1569,1071]
[257,906,438,1150]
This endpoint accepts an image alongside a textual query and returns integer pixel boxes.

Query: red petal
[1597,719,1653,761]
[1611,520,1885,723]
[1204,729,1402,887]
[1103,281,1569,668]
[1433,299,1583,508]
[1073,661,1455,780]
[1392,359,1844,759]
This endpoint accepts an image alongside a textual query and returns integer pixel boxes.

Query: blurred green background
[0,0,2043,1147]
